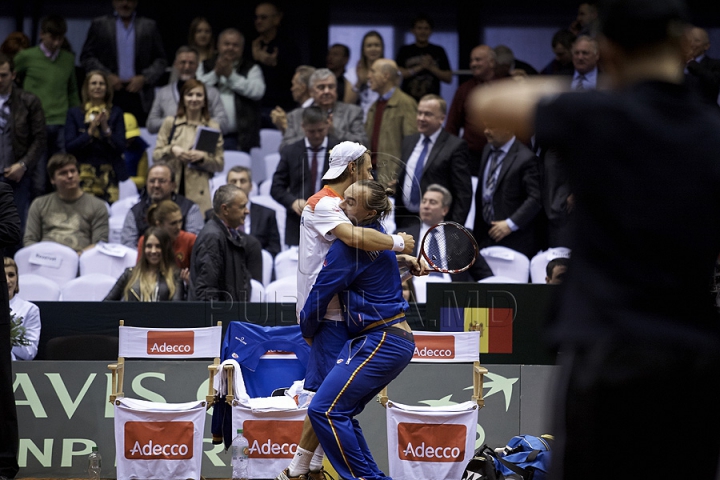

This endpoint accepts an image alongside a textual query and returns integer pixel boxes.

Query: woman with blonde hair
[137,200,196,270]
[153,79,223,215]
[4,257,41,361]
[65,69,127,203]
[104,227,184,301]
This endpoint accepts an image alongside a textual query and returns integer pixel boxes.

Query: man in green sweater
[14,14,80,197]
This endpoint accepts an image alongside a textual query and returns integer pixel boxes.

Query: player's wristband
[391,234,405,252]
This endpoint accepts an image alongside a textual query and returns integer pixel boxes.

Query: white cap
[322,141,368,180]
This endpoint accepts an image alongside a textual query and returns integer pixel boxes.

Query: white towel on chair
[213,359,251,406]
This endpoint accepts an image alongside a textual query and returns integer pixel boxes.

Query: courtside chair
[479,246,531,283]
[14,241,79,285]
[79,243,137,278]
[16,274,61,301]
[60,273,117,301]
[529,247,571,284]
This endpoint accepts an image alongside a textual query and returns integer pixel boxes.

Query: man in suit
[394,94,472,230]
[271,106,340,247]
[80,0,167,126]
[279,68,367,151]
[226,166,281,256]
[365,58,418,187]
[0,182,21,480]
[473,125,542,259]
[684,26,720,107]
[146,46,228,135]
[402,184,492,282]
[570,35,600,90]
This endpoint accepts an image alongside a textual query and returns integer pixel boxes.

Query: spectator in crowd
[248,1,301,128]
[153,79,224,216]
[105,226,185,301]
[121,162,204,248]
[446,44,496,174]
[473,124,541,259]
[365,58,418,187]
[493,45,538,78]
[270,65,316,133]
[80,0,167,126]
[684,26,720,107]
[65,69,128,204]
[394,94,472,229]
[123,112,148,190]
[225,166,281,256]
[137,200,196,270]
[396,13,452,102]
[540,29,576,75]
[5,257,40,361]
[279,68,367,150]
[570,1,599,37]
[272,106,340,246]
[24,153,109,253]
[0,32,30,59]
[14,15,80,198]
[571,35,600,90]
[199,28,264,152]
[348,31,384,119]
[0,181,20,480]
[400,184,493,281]
[0,53,46,242]
[190,184,262,301]
[147,46,228,135]
[188,17,215,64]
[545,257,569,284]
[326,43,352,103]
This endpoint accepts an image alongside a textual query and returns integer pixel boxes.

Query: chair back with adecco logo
[213,322,311,479]
[379,331,488,480]
[109,320,222,480]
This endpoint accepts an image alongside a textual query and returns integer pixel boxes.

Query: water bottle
[231,428,249,480]
[87,446,101,479]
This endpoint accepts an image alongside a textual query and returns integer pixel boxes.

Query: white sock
[288,447,313,476]
[309,444,324,472]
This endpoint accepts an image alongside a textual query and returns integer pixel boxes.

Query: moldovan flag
[440,307,513,354]
[386,400,479,480]
[232,404,308,479]
[114,397,206,480]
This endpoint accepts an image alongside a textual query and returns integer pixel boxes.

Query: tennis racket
[400,221,479,280]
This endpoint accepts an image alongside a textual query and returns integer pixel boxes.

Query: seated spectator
[104,226,184,301]
[24,153,109,253]
[123,112,148,190]
[121,162,204,248]
[147,45,228,135]
[270,65,315,133]
[153,79,224,216]
[5,257,40,361]
[279,68,368,151]
[546,257,569,284]
[137,200,196,270]
[65,69,127,204]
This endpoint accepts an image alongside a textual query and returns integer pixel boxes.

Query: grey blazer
[279,101,368,151]
[146,83,229,134]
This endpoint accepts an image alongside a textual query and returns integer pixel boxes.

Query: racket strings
[423,225,477,272]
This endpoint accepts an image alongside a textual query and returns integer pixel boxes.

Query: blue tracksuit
[301,223,415,480]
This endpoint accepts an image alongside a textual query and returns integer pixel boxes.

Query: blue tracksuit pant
[308,328,415,480]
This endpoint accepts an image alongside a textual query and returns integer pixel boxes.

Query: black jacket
[8,86,46,170]
[190,216,262,301]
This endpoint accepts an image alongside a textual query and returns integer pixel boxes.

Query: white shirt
[296,186,351,322]
[10,295,41,361]
[401,128,442,212]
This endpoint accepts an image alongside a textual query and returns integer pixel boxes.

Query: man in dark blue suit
[395,94,472,230]
[80,0,167,126]
[473,125,541,259]
[271,106,340,247]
